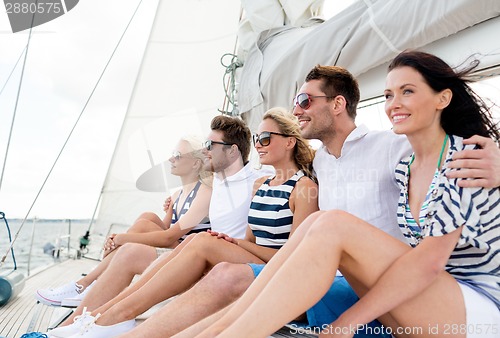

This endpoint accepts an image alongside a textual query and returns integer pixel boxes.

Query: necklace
[408,134,449,174]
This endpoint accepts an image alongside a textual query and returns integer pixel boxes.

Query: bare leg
[80,214,165,287]
[127,212,168,232]
[94,232,265,326]
[119,262,254,338]
[61,243,158,325]
[203,210,465,338]
[88,233,197,319]
[75,250,116,288]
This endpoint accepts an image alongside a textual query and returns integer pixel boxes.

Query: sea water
[0,218,91,277]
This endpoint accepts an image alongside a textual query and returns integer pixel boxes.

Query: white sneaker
[61,281,95,308]
[36,281,84,306]
[70,318,135,338]
[48,307,96,338]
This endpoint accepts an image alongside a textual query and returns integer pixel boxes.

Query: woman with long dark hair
[196,51,500,338]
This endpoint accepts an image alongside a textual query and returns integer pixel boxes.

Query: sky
[0,0,159,219]
[0,1,498,220]
[0,1,361,220]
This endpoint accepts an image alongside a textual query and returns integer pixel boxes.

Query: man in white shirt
[201,114,264,238]
[122,66,500,338]
[42,115,267,337]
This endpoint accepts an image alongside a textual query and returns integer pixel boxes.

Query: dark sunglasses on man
[253,131,292,147]
[203,140,232,151]
[293,93,333,110]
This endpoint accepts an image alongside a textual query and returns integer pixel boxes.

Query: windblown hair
[179,134,213,187]
[388,50,499,142]
[211,115,252,162]
[262,107,316,180]
[305,65,360,119]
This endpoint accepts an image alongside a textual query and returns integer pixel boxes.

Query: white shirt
[209,163,266,239]
[313,124,411,242]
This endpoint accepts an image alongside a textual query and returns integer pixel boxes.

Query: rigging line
[0,0,145,268]
[220,5,243,115]
[0,19,36,193]
[0,45,26,99]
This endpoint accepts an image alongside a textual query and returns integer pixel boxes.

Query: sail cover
[96,0,500,232]
[238,0,500,131]
[94,0,242,234]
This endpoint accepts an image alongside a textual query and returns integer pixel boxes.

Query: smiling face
[169,140,198,177]
[254,118,293,166]
[202,130,231,173]
[384,66,448,137]
[292,79,334,141]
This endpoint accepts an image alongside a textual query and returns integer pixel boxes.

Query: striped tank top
[248,170,304,248]
[171,181,210,240]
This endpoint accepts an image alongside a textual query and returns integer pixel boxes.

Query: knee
[188,231,214,249]
[136,211,157,221]
[309,210,353,236]
[203,263,254,300]
[114,243,148,261]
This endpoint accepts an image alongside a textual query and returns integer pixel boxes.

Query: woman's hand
[103,233,126,257]
[103,233,116,257]
[163,196,172,213]
[207,230,238,244]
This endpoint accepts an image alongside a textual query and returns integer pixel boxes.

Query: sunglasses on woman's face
[253,131,292,147]
[293,93,332,110]
[171,151,184,161]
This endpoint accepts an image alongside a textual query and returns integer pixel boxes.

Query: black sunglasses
[293,93,332,110]
[253,131,292,147]
[203,140,232,151]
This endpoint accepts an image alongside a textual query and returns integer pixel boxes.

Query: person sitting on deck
[46,108,319,338]
[194,50,500,338]
[35,135,212,307]
[35,115,266,329]
[121,64,500,338]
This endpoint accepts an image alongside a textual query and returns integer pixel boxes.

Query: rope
[0,0,144,268]
[219,53,242,116]
[219,5,243,116]
[0,21,35,193]
[0,45,27,99]
[0,212,17,270]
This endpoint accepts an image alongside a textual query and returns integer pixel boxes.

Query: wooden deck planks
[1,258,318,338]
[0,258,97,338]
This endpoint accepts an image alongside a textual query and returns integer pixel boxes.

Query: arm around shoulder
[446,135,500,188]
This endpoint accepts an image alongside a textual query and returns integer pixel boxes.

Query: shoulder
[171,189,181,200]
[293,176,318,196]
[254,175,270,187]
[197,182,212,196]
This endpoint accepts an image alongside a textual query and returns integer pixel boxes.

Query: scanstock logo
[4,0,79,33]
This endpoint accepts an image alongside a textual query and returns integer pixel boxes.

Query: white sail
[94,0,242,235]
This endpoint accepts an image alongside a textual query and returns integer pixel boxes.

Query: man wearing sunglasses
[122,66,500,337]
[200,114,269,239]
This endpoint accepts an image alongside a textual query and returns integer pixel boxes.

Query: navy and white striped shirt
[248,170,304,249]
[172,181,210,240]
[395,135,500,310]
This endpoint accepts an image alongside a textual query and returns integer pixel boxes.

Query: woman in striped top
[58,109,319,336]
[205,51,500,338]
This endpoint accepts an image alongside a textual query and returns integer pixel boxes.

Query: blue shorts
[248,264,391,338]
